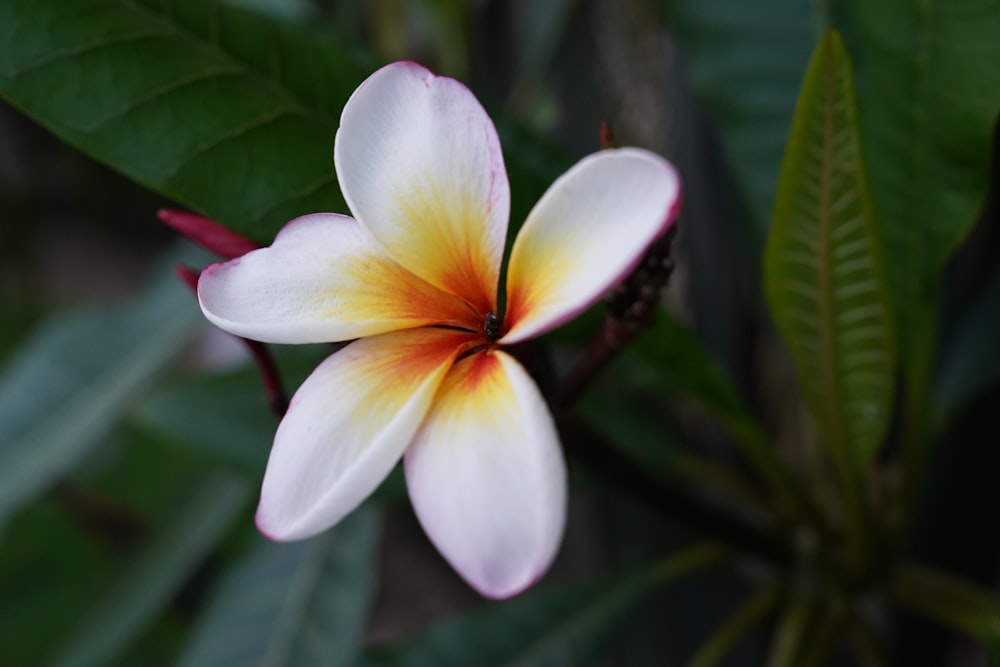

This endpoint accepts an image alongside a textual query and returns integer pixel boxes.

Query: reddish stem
[551,226,676,407]
[159,209,259,259]
[176,263,288,418]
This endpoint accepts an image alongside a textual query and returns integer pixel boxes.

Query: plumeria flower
[198,62,680,598]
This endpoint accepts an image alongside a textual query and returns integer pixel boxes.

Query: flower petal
[404,350,567,598]
[198,213,478,344]
[256,328,472,541]
[502,148,681,344]
[334,61,510,315]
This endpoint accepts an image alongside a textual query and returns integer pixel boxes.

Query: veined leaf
[0,0,371,241]
[178,507,379,667]
[0,0,572,246]
[764,31,895,466]
[0,257,203,527]
[837,0,1000,371]
[50,475,250,667]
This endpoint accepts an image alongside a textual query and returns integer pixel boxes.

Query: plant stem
[650,542,731,585]
[896,306,938,543]
[175,264,288,418]
[767,592,817,667]
[848,611,887,667]
[888,563,1000,642]
[687,586,780,667]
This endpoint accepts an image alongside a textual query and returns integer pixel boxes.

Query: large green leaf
[0,0,570,245]
[0,0,371,241]
[50,475,250,667]
[836,0,1000,368]
[178,507,379,667]
[763,30,895,467]
[0,259,202,528]
[663,0,816,238]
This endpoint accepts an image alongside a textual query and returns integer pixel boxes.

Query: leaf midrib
[128,0,341,127]
[817,42,848,458]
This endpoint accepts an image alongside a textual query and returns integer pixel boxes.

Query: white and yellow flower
[198,61,680,598]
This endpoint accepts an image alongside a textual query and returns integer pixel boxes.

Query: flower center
[483,311,502,342]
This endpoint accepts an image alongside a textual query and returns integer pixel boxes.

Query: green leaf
[0,1,570,246]
[688,587,779,667]
[625,308,762,440]
[889,563,1000,642]
[662,0,816,238]
[135,367,279,473]
[178,506,379,667]
[620,308,819,526]
[763,30,895,467]
[0,261,202,527]
[836,0,1000,368]
[365,544,725,667]
[766,593,820,667]
[0,503,116,665]
[576,389,765,511]
[0,0,371,241]
[133,361,409,505]
[50,475,250,667]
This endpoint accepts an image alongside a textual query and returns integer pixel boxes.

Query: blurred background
[1,0,999,665]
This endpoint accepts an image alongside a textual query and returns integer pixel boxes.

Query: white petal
[256,328,472,540]
[198,213,478,344]
[404,350,567,598]
[502,148,681,344]
[334,61,510,315]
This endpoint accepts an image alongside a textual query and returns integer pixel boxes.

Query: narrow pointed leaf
[688,587,779,667]
[764,30,895,466]
[0,0,370,241]
[0,263,202,527]
[889,563,1000,642]
[50,475,250,667]
[178,507,379,667]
